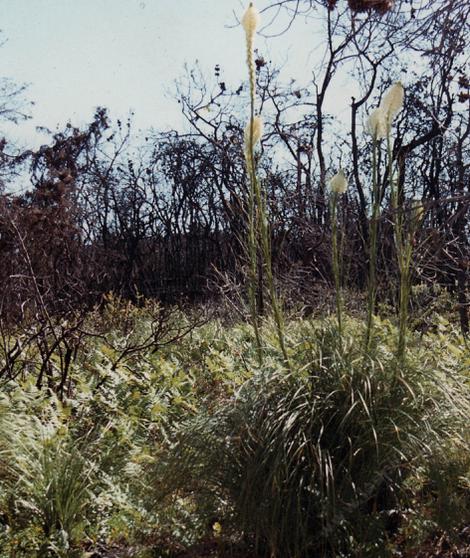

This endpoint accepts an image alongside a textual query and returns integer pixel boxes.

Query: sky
[0,0,337,150]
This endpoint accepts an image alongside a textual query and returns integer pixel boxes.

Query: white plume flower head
[381,81,404,123]
[411,199,425,223]
[242,3,260,42]
[367,107,389,139]
[244,115,263,150]
[329,169,348,195]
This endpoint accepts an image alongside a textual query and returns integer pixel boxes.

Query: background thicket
[0,0,468,331]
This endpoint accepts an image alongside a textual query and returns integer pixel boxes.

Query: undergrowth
[0,306,468,557]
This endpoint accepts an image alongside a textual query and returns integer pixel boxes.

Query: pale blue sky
[1,0,330,147]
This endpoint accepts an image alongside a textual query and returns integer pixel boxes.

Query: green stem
[255,174,291,369]
[245,34,262,365]
[244,26,289,369]
[397,262,409,361]
[331,192,343,340]
[247,128,263,365]
[388,133,410,364]
[365,137,379,351]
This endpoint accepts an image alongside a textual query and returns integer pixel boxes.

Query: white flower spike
[244,116,263,150]
[381,81,404,123]
[329,169,348,195]
[367,107,389,139]
[242,3,260,42]
[242,3,260,108]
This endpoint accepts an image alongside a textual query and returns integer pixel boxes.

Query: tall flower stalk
[381,82,414,363]
[244,118,263,363]
[242,2,290,368]
[242,3,263,363]
[365,83,404,352]
[391,181,419,363]
[365,131,381,351]
[390,169,422,362]
[329,170,348,340]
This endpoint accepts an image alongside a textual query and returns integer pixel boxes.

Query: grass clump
[170,317,470,557]
[0,387,99,557]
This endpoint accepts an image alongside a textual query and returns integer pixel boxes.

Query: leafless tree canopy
[0,0,468,331]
